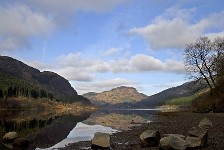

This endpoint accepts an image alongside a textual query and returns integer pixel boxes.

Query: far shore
[0,97,97,111]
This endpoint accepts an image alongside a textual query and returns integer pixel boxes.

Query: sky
[0,0,224,95]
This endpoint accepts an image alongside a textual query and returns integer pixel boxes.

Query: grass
[164,86,224,112]
[165,95,197,107]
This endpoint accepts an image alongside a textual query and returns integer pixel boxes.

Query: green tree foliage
[30,89,39,99]
[0,73,54,100]
[40,89,47,98]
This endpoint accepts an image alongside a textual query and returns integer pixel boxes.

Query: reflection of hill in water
[83,113,145,130]
[101,109,160,117]
[0,110,91,150]
[82,109,159,130]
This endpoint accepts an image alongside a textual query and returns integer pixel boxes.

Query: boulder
[2,132,18,143]
[163,134,185,139]
[13,138,29,148]
[188,126,208,139]
[198,118,213,129]
[91,132,110,149]
[140,130,161,147]
[186,136,204,148]
[159,134,187,150]
[188,127,208,147]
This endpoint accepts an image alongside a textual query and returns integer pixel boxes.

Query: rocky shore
[61,111,224,150]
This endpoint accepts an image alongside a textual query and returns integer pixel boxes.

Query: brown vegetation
[192,90,224,112]
[0,97,97,113]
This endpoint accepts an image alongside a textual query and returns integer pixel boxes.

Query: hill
[83,86,148,105]
[0,56,90,105]
[131,80,207,108]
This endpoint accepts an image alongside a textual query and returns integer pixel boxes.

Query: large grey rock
[188,127,208,139]
[163,134,185,139]
[188,126,208,147]
[140,130,161,147]
[186,136,204,148]
[2,132,18,143]
[91,132,110,149]
[159,134,187,150]
[198,118,213,129]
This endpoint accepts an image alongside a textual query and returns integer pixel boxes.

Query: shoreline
[0,97,97,112]
[60,111,224,150]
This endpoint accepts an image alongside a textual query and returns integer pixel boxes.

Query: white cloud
[26,57,94,81]
[55,53,110,81]
[130,54,185,73]
[56,67,94,81]
[131,54,164,71]
[71,78,186,95]
[55,53,185,81]
[60,53,185,81]
[0,5,55,51]
[129,7,224,50]
[0,0,128,51]
[26,52,185,82]
[165,59,185,73]
[93,78,136,88]
[108,59,131,73]
[205,31,224,40]
[103,47,122,57]
[58,53,84,67]
[58,52,110,70]
[71,78,137,94]
[0,37,30,52]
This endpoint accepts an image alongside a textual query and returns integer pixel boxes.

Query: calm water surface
[0,108,161,150]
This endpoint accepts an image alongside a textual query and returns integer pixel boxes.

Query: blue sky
[0,0,224,95]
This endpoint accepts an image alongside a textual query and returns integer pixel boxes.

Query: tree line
[0,73,54,100]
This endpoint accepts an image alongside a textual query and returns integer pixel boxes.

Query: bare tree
[184,36,224,91]
[214,37,224,88]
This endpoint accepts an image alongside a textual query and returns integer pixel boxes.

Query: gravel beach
[61,111,224,150]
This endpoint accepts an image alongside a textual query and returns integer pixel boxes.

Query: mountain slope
[83,86,148,105]
[0,56,90,104]
[131,80,207,108]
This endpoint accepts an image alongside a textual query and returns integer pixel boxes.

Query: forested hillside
[0,56,90,105]
[0,73,53,100]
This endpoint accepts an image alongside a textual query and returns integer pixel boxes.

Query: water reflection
[0,110,91,150]
[28,114,91,150]
[0,109,160,150]
[83,109,159,130]
[37,122,118,150]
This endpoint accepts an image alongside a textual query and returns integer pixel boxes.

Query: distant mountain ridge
[0,56,90,104]
[130,80,207,108]
[83,86,148,105]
